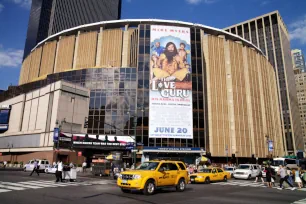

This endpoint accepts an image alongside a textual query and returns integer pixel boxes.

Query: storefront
[141,147,205,164]
[59,133,135,166]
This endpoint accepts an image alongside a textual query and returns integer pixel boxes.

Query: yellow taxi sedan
[189,167,231,184]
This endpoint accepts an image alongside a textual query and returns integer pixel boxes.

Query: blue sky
[0,0,305,90]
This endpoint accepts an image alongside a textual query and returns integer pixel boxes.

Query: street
[0,171,306,204]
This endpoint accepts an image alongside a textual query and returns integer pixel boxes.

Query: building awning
[143,147,205,154]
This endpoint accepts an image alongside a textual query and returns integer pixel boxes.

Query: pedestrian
[29,160,39,176]
[3,161,7,169]
[278,165,296,190]
[301,170,306,187]
[56,161,63,182]
[265,165,273,188]
[82,161,87,173]
[295,167,303,189]
[254,169,264,183]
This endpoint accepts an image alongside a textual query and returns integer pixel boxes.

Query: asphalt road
[0,171,306,204]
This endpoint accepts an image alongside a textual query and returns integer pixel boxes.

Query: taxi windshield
[136,162,159,170]
[198,169,212,173]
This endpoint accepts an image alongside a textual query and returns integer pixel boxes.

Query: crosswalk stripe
[37,181,81,186]
[22,181,78,187]
[0,182,42,189]
[0,184,26,190]
[0,189,11,193]
[19,182,57,187]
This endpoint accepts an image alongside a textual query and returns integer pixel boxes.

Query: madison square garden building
[0,20,285,164]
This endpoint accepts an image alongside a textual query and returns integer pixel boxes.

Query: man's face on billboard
[167,44,175,52]
[155,42,160,47]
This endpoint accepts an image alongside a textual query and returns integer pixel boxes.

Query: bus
[271,158,298,172]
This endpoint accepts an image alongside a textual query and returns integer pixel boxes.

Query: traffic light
[84,117,88,128]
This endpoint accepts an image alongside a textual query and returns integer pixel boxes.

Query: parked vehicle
[23,159,50,172]
[117,160,189,195]
[224,166,236,177]
[189,167,231,184]
[45,165,58,174]
[233,164,260,180]
[271,158,298,172]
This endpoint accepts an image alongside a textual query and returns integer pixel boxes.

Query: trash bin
[62,166,77,182]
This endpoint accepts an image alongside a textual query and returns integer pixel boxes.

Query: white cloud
[260,1,270,6]
[185,0,217,5]
[8,0,31,9]
[0,3,4,13]
[0,45,23,68]
[289,15,306,44]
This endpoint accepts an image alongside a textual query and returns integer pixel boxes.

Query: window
[41,161,45,164]
[212,169,217,173]
[168,163,178,171]
[46,161,49,165]
[217,168,223,173]
[177,163,186,170]
[159,163,169,171]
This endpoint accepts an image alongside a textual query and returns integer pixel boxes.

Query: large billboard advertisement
[149,25,193,139]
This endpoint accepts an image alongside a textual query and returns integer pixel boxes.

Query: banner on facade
[149,25,193,139]
[268,140,273,152]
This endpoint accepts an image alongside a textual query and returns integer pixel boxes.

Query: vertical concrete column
[224,40,237,157]
[255,20,260,48]
[262,17,268,57]
[202,35,213,154]
[53,36,61,73]
[121,24,130,67]
[72,31,81,69]
[257,54,268,158]
[242,46,256,157]
[95,27,103,67]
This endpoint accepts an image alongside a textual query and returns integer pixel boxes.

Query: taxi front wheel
[143,180,155,195]
[176,179,186,192]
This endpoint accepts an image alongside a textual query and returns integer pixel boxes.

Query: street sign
[78,152,82,157]
[53,128,59,142]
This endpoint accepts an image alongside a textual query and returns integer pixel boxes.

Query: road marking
[292,198,306,204]
[0,184,26,190]
[0,182,42,189]
[0,189,11,193]
[19,181,57,187]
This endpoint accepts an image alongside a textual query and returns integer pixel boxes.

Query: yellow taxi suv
[117,160,189,195]
[189,167,231,184]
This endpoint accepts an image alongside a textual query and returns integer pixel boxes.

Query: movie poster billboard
[149,25,193,139]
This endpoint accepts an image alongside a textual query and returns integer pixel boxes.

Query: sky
[0,0,306,90]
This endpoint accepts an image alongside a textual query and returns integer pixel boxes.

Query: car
[224,166,236,177]
[23,159,50,172]
[261,167,266,178]
[45,165,58,174]
[189,167,231,184]
[233,164,260,180]
[117,160,189,195]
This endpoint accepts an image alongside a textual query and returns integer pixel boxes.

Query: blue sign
[53,128,59,142]
[268,140,273,152]
[143,147,202,151]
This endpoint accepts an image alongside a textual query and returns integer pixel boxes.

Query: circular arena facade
[2,19,284,162]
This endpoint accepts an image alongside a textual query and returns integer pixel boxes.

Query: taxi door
[168,163,179,185]
[217,168,224,180]
[156,163,172,186]
[211,168,219,181]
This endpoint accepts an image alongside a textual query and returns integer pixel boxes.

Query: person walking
[265,165,273,188]
[254,169,264,183]
[29,160,39,176]
[278,165,296,190]
[295,168,303,189]
[82,161,87,173]
[56,161,63,182]
[301,170,306,187]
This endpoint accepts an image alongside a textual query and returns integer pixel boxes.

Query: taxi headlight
[133,174,141,179]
